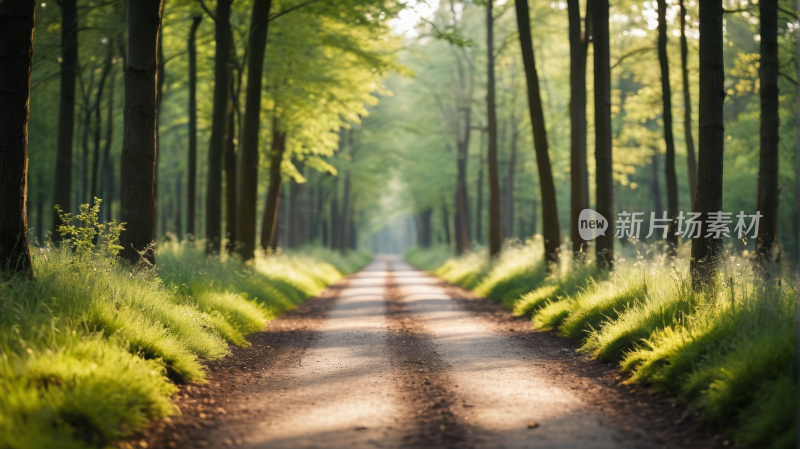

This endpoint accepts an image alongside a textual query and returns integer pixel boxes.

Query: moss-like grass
[0,232,369,448]
[409,242,797,449]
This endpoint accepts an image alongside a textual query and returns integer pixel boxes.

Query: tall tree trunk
[349,216,357,250]
[176,171,183,239]
[476,139,484,245]
[0,0,34,276]
[36,195,43,243]
[100,64,116,223]
[187,16,201,239]
[119,0,164,265]
[224,103,237,253]
[90,44,113,204]
[155,30,164,239]
[794,0,800,435]
[339,170,352,253]
[441,198,452,247]
[680,0,698,207]
[690,0,725,288]
[53,0,77,236]
[91,94,102,205]
[651,151,662,213]
[515,0,560,266]
[312,179,323,242]
[756,0,779,267]
[455,140,471,253]
[274,186,285,249]
[421,207,433,247]
[260,125,286,251]
[593,0,614,269]
[568,0,590,256]
[80,70,93,207]
[486,0,502,258]
[330,176,340,250]
[237,0,272,260]
[658,0,679,253]
[503,119,518,239]
[287,175,298,249]
[205,0,232,254]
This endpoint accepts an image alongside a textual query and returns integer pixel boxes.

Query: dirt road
[147,256,722,449]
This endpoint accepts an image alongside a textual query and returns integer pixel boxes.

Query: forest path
[148,256,721,449]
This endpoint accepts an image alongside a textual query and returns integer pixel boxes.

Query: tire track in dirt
[384,269,482,449]
[143,278,348,449]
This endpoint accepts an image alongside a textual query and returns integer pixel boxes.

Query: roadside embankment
[406,238,796,449]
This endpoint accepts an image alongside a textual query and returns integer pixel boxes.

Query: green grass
[0,221,369,448]
[410,242,797,448]
[405,246,453,272]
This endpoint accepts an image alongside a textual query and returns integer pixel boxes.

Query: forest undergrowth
[406,238,796,449]
[0,202,369,449]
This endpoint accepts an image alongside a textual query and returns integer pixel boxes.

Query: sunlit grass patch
[405,246,453,272]
[514,257,600,317]
[473,239,546,306]
[559,278,648,340]
[532,297,576,330]
[0,203,370,448]
[418,238,797,448]
[435,250,489,290]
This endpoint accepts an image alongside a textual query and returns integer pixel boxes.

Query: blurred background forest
[23,0,798,260]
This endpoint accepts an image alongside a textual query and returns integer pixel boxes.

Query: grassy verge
[0,205,369,448]
[406,242,796,449]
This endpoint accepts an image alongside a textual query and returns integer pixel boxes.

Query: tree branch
[269,0,323,22]
[197,0,217,22]
[778,6,798,19]
[611,46,652,70]
[780,71,800,86]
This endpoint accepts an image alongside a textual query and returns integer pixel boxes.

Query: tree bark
[155,29,164,239]
[455,137,471,253]
[205,0,232,254]
[237,0,273,260]
[502,118,517,240]
[476,137,484,245]
[794,0,800,437]
[568,0,590,256]
[330,175,340,250]
[53,0,77,237]
[119,0,164,265]
[0,0,34,276]
[90,44,113,204]
[420,207,433,247]
[593,0,614,269]
[176,171,183,239]
[100,63,116,224]
[651,151,662,213]
[680,0,698,208]
[187,15,201,239]
[658,0,679,253]
[339,170,352,253]
[80,70,94,207]
[690,0,725,288]
[224,103,237,253]
[486,0,502,258]
[515,0,561,266]
[260,124,286,251]
[441,198,452,247]
[756,0,779,267]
